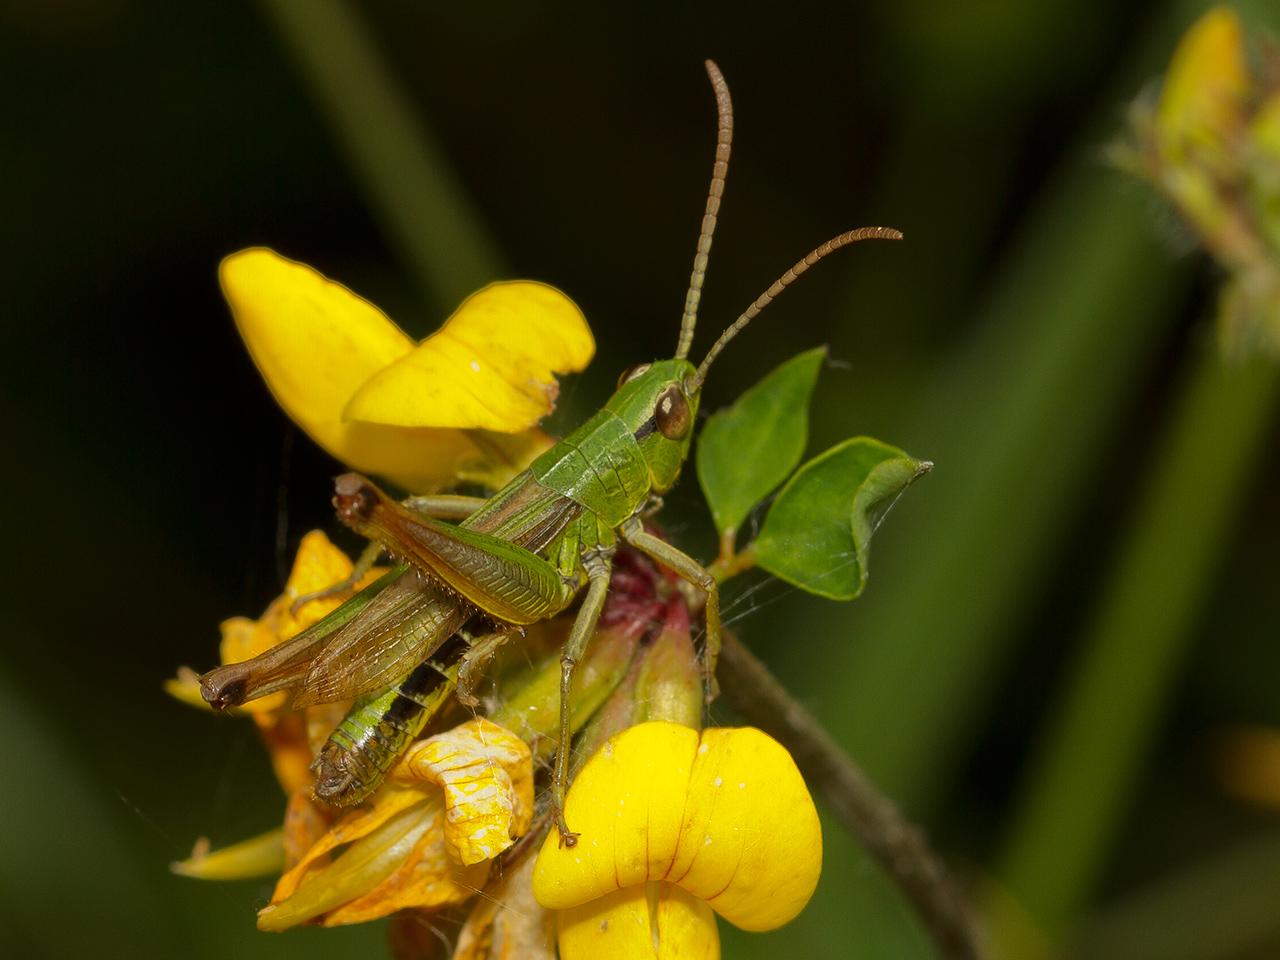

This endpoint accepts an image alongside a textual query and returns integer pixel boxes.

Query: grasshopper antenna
[675,59,734,361]
[691,225,903,387]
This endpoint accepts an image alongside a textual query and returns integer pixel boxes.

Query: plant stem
[990,350,1280,950]
[717,630,981,960]
[709,536,757,584]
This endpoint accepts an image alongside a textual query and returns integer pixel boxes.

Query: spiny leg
[290,540,383,615]
[456,628,517,708]
[553,553,613,847]
[621,518,721,701]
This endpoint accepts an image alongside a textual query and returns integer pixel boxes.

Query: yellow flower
[220,248,595,492]
[532,721,822,959]
[258,718,533,930]
[1156,6,1248,168]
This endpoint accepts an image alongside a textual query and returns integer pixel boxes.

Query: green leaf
[696,347,827,535]
[753,437,930,600]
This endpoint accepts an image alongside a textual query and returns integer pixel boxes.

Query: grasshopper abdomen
[312,631,469,806]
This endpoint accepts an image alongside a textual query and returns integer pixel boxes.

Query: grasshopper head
[606,358,701,493]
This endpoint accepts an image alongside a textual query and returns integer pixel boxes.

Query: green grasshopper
[199,60,899,845]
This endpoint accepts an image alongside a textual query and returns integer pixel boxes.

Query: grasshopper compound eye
[654,384,692,439]
[617,362,652,388]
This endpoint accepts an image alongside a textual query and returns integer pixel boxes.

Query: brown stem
[718,630,981,960]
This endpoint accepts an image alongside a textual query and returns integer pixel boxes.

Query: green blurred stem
[1072,826,1280,960]
[258,0,503,313]
[991,349,1280,950]
[718,631,981,960]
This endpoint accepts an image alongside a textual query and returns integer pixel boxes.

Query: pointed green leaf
[696,347,827,535]
[753,437,930,600]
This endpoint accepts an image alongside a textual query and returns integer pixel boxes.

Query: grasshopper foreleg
[553,553,613,847]
[620,518,721,701]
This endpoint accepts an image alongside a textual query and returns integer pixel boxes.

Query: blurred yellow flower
[1125,6,1280,356]
[532,721,822,959]
[1156,6,1248,167]
[220,248,595,492]
[258,717,533,930]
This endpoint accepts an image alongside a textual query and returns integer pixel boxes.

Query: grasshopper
[200,60,900,845]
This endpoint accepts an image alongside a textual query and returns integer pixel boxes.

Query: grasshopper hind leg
[290,493,486,616]
[552,553,613,847]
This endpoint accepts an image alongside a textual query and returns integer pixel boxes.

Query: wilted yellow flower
[258,718,533,930]
[532,721,822,959]
[220,248,595,492]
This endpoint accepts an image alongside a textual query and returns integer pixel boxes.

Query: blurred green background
[3,1,1278,958]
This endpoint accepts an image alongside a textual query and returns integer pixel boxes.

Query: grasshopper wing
[199,566,403,709]
[293,569,469,707]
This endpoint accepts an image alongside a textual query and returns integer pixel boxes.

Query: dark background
[3,2,1278,958]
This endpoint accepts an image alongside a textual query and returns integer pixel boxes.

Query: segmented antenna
[675,60,734,361]
[692,226,903,386]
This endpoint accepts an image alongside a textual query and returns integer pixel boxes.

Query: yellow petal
[392,718,534,865]
[321,816,488,926]
[163,666,212,711]
[345,281,594,430]
[221,248,531,491]
[535,722,697,906]
[260,788,474,930]
[557,882,720,960]
[670,727,822,931]
[171,829,285,881]
[1156,7,1248,164]
[1252,93,1280,162]
[533,723,822,932]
